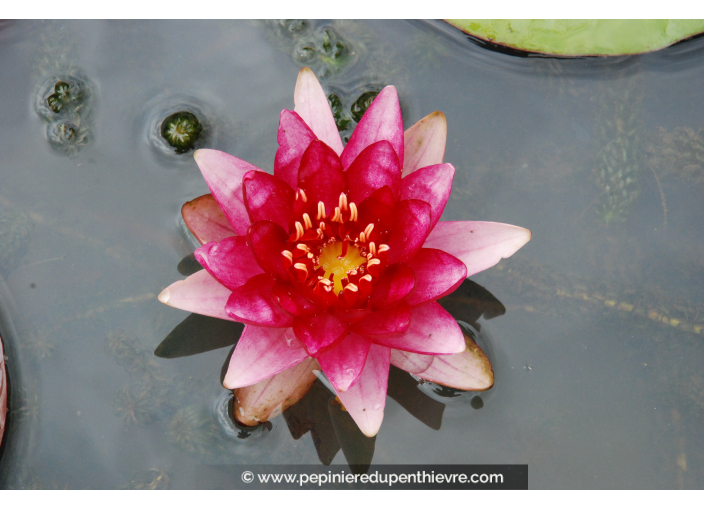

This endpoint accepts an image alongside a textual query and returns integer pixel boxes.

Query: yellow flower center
[317,241,367,294]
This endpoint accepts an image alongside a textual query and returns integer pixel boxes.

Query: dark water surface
[1,20,703,489]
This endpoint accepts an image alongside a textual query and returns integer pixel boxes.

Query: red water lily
[159,68,530,437]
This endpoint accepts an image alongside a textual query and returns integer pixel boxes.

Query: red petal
[345,140,402,204]
[336,344,390,437]
[372,302,464,355]
[350,301,411,335]
[225,273,294,327]
[368,263,415,310]
[297,140,347,218]
[194,149,258,235]
[340,86,404,170]
[293,312,349,356]
[247,220,289,279]
[243,170,295,232]
[356,186,396,239]
[194,236,264,291]
[233,358,319,425]
[181,194,236,245]
[386,199,432,264]
[402,111,447,177]
[404,248,467,307]
[272,281,320,317]
[274,109,317,190]
[317,333,372,392]
[400,163,454,231]
[224,326,309,388]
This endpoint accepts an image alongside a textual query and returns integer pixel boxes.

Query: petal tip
[158,287,170,304]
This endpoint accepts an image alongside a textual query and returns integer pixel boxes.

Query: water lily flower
[159,68,531,437]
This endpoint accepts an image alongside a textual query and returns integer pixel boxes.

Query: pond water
[1,19,704,489]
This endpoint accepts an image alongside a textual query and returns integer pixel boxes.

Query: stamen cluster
[281,190,390,309]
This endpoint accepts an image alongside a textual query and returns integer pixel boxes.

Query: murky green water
[1,19,703,489]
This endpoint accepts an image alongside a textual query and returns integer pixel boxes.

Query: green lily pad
[445,20,704,56]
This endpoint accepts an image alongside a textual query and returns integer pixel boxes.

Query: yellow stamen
[349,202,358,222]
[317,201,326,220]
[316,241,367,294]
[303,213,313,230]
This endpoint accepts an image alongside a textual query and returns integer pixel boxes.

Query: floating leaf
[445,20,704,56]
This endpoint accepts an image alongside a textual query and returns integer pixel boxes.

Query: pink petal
[400,163,454,231]
[356,185,396,237]
[350,301,411,336]
[372,301,464,355]
[194,149,258,236]
[423,221,532,277]
[386,199,432,264]
[297,140,347,219]
[194,236,263,291]
[404,248,467,307]
[293,312,349,356]
[181,194,236,245]
[345,140,402,204]
[158,269,232,321]
[243,170,295,232]
[341,86,404,170]
[294,67,344,155]
[272,281,320,317]
[0,334,6,443]
[317,333,372,392]
[247,220,289,279]
[389,349,434,374]
[225,273,294,327]
[336,344,390,437]
[402,111,447,177]
[369,263,415,310]
[274,109,317,190]
[224,326,309,388]
[233,358,319,426]
[416,333,494,391]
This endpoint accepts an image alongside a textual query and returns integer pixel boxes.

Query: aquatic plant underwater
[159,68,531,437]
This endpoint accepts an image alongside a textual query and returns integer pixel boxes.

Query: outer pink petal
[350,302,411,336]
[234,357,319,426]
[415,334,494,391]
[400,163,454,231]
[225,273,294,327]
[247,220,289,279]
[0,334,6,443]
[389,349,434,374]
[274,109,317,190]
[402,111,447,177]
[194,236,263,291]
[423,221,532,277]
[224,325,309,388]
[404,248,467,307]
[293,312,349,356]
[336,344,391,437]
[242,170,295,232]
[368,263,415,310]
[194,149,259,236]
[317,333,372,392]
[294,67,344,155]
[158,269,232,321]
[181,194,236,245]
[372,301,464,355]
[297,140,347,218]
[345,140,402,204]
[340,86,404,170]
[386,199,432,264]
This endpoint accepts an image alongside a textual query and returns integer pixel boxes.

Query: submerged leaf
[155,313,243,359]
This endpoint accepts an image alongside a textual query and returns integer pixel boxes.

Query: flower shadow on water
[156,257,505,473]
